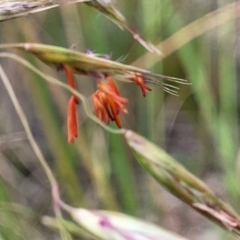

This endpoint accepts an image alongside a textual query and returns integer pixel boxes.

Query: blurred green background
[0,0,239,239]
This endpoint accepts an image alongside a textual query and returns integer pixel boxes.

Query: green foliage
[0,0,239,239]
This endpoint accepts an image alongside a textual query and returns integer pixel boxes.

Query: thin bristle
[163,87,179,96]
[143,78,163,86]
[163,86,178,93]
[165,78,189,84]
[158,76,188,85]
[143,72,189,85]
[162,83,180,90]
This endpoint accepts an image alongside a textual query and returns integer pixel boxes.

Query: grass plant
[0,0,239,239]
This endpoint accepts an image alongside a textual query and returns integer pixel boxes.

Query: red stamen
[106,95,122,128]
[131,72,151,97]
[63,65,79,104]
[107,77,120,95]
[93,91,111,124]
[67,96,78,143]
[98,79,128,114]
[93,78,128,128]
[63,66,80,143]
[64,65,76,88]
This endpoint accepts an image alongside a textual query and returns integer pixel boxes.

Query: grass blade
[68,206,190,240]
[85,0,160,54]
[0,43,188,95]
[124,130,240,237]
[0,0,89,22]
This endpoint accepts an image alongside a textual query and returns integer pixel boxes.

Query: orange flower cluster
[63,66,151,143]
[130,72,151,97]
[93,77,128,128]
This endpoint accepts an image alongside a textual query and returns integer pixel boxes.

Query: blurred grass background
[0,0,239,239]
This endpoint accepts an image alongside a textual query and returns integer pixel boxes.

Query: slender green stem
[0,65,58,192]
[0,65,71,240]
